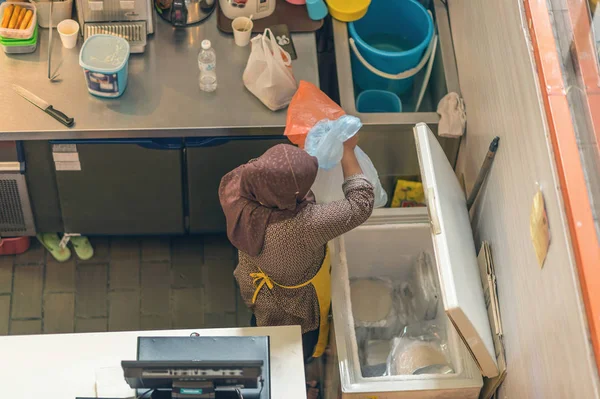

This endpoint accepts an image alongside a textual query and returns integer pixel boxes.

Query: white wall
[449,0,599,397]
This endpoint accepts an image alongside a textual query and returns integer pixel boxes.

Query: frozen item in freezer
[388,322,454,376]
[412,252,440,321]
[351,278,394,327]
[366,339,392,366]
[357,336,391,378]
[388,338,452,375]
[394,252,439,324]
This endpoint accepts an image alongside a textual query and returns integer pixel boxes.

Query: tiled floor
[0,235,252,335]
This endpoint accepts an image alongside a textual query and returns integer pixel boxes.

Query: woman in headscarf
[219,137,374,394]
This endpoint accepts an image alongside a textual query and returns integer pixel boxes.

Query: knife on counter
[12,84,75,128]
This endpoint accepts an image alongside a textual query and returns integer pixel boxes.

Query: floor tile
[0,256,13,294]
[141,237,171,263]
[141,263,171,315]
[76,264,108,318]
[203,262,236,314]
[110,237,141,262]
[76,317,108,333]
[204,312,237,328]
[108,291,140,331]
[110,260,140,290]
[77,237,109,264]
[43,293,75,334]
[0,295,10,335]
[172,288,204,329]
[236,291,253,327]
[10,319,42,335]
[13,239,45,266]
[171,236,204,288]
[11,265,43,318]
[4,235,247,336]
[45,258,76,293]
[203,235,235,260]
[141,314,172,331]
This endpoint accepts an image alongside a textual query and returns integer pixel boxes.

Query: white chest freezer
[327,123,498,399]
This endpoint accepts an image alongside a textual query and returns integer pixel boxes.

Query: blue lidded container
[79,35,130,98]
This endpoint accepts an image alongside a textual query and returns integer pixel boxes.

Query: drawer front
[186,136,288,234]
[52,140,185,235]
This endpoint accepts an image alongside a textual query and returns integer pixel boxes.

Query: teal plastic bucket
[349,0,434,95]
[356,90,402,113]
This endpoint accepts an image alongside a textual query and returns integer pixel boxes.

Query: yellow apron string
[250,267,314,304]
[309,250,331,358]
[250,250,332,359]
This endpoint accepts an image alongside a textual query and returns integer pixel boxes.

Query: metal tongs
[48,0,59,81]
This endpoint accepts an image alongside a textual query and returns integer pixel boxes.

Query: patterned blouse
[234,174,375,334]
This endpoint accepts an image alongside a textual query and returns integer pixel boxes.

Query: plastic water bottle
[198,40,217,92]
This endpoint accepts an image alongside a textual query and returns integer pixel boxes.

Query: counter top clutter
[0,3,320,140]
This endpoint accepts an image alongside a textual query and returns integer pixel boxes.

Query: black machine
[122,336,271,399]
[122,360,263,398]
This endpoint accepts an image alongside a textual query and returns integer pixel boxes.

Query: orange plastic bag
[284,81,346,149]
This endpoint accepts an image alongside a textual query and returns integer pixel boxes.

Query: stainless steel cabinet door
[186,136,287,234]
[52,139,185,235]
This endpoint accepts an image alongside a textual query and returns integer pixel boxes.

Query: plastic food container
[79,34,130,98]
[0,23,37,53]
[0,2,37,40]
[325,0,369,22]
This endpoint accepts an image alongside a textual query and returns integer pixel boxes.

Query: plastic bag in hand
[305,115,362,170]
[284,81,346,149]
[305,115,388,208]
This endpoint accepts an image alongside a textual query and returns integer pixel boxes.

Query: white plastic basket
[0,2,37,40]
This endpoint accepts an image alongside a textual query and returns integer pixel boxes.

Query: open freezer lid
[414,123,499,378]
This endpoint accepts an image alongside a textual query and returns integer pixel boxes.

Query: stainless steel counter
[0,13,319,140]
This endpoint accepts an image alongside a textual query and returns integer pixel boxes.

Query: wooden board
[217,0,323,33]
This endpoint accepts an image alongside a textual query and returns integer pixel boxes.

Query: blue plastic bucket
[79,35,130,98]
[349,0,434,95]
[356,90,402,113]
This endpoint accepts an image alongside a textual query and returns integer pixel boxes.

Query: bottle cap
[201,40,211,50]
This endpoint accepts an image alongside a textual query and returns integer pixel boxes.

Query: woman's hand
[341,135,362,178]
[344,134,359,151]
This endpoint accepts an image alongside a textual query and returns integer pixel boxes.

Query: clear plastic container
[198,39,217,92]
[0,23,37,53]
[0,2,37,40]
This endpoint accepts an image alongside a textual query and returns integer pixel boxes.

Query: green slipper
[70,236,94,261]
[37,233,71,263]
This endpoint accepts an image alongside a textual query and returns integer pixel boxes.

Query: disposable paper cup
[232,17,253,47]
[57,19,79,49]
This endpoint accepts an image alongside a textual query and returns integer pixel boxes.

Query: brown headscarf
[219,144,319,257]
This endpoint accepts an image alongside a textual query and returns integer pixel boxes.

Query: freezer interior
[330,220,482,393]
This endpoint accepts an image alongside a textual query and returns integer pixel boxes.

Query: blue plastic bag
[305,115,388,208]
[305,115,362,170]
